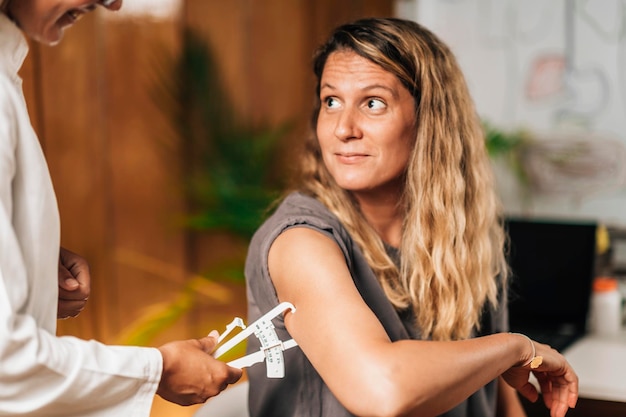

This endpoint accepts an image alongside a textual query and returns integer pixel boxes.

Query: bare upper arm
[268,227,394,411]
[266,227,532,417]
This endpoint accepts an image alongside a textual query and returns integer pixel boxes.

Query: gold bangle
[511,333,543,369]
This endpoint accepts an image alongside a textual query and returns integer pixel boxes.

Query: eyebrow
[320,82,400,99]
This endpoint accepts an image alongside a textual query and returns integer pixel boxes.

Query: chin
[335,182,369,193]
[334,175,371,191]
[40,35,64,46]
[47,38,63,46]
[29,26,65,46]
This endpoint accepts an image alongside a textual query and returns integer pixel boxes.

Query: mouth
[336,151,369,157]
[60,3,101,28]
[61,9,84,26]
[335,152,369,164]
[62,0,113,26]
[69,9,82,20]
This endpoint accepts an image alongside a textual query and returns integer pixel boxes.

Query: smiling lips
[63,0,112,26]
[60,9,83,26]
[335,152,369,164]
[68,10,82,20]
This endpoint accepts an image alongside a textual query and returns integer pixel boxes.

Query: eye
[323,96,340,109]
[366,98,386,111]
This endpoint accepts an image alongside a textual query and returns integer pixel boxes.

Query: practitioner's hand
[157,331,243,406]
[57,247,91,319]
[503,336,578,417]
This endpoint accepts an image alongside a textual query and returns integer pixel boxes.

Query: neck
[353,188,404,248]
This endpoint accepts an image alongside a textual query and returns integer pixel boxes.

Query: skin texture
[2,0,122,45]
[57,247,91,319]
[267,50,578,417]
[1,0,243,406]
[157,331,242,406]
[316,51,416,247]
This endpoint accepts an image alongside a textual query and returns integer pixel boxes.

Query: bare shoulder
[268,227,354,304]
[268,226,347,294]
[270,226,338,257]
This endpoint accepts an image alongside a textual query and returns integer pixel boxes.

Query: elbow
[342,369,431,417]
[362,394,411,417]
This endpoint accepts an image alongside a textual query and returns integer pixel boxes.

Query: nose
[334,108,362,141]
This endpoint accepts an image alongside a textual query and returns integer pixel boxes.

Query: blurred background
[19,0,626,416]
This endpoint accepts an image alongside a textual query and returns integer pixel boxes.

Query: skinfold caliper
[213,302,298,378]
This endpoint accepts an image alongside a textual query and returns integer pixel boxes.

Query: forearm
[268,228,559,417]
[0,313,162,416]
[338,333,527,417]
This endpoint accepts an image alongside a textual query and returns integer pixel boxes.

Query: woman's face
[317,50,417,198]
[5,0,122,45]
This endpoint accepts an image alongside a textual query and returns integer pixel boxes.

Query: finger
[58,309,81,319]
[549,383,567,417]
[552,379,578,417]
[58,264,79,290]
[550,394,570,417]
[516,381,539,403]
[59,249,91,288]
[568,385,578,408]
[536,374,553,408]
[58,296,88,305]
[198,332,219,354]
[58,300,87,316]
[66,265,90,289]
[58,285,89,300]
[59,274,90,299]
[566,372,579,408]
[226,366,243,384]
[59,277,79,291]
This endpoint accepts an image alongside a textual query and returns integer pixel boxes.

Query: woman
[0,1,241,416]
[245,17,578,417]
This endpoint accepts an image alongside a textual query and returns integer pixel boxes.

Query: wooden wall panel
[36,15,112,341]
[246,0,310,125]
[184,1,250,118]
[101,17,189,341]
[33,11,189,342]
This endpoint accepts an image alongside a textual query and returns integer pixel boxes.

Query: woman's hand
[502,338,578,417]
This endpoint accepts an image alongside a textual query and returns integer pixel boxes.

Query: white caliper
[213,302,298,378]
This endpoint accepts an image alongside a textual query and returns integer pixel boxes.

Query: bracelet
[511,333,543,369]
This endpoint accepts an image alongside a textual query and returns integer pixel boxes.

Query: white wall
[397,0,626,227]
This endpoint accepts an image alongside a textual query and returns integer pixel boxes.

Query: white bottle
[588,277,623,337]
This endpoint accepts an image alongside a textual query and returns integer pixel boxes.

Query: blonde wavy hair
[292,17,508,341]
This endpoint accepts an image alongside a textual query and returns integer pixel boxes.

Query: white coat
[0,13,162,417]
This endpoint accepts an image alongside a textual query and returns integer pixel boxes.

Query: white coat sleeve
[0,75,163,417]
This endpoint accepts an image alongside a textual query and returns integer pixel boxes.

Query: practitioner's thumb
[198,330,220,354]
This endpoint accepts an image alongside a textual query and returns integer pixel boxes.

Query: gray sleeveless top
[245,192,507,417]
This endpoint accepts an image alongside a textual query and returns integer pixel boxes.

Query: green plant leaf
[153,28,290,239]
